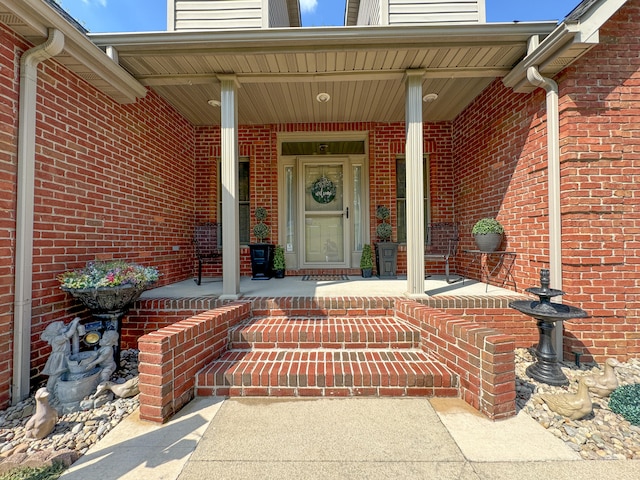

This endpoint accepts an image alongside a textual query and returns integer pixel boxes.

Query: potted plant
[249,207,274,280]
[272,244,286,278]
[58,260,159,363]
[472,218,504,252]
[375,206,397,278]
[360,244,374,278]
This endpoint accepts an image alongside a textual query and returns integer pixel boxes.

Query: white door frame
[299,157,350,269]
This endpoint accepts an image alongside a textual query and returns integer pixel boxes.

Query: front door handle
[346,207,349,219]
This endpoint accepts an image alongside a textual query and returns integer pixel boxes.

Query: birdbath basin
[509,269,587,386]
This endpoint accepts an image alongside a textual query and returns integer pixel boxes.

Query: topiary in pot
[272,244,286,278]
[253,207,270,242]
[374,205,397,278]
[472,217,504,252]
[360,244,374,278]
[609,383,640,426]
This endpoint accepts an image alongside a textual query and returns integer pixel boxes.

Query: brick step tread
[229,316,419,349]
[197,349,456,392]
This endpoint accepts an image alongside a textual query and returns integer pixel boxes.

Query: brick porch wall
[395,299,516,420]
[137,301,251,423]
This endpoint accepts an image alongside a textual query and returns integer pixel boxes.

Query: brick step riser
[196,349,459,399]
[229,316,420,350]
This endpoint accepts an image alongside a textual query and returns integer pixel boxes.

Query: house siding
[268,0,290,26]
[388,0,484,25]
[173,0,263,31]
[356,0,382,25]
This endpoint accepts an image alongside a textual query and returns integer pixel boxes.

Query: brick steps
[196,315,459,399]
[228,316,419,350]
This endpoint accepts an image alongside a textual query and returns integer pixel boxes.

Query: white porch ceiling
[91,24,559,126]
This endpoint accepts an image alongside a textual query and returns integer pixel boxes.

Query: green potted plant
[360,244,374,278]
[375,205,397,278]
[472,218,504,252]
[249,207,273,280]
[272,244,286,278]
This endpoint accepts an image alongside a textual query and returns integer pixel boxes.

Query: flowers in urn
[58,260,159,290]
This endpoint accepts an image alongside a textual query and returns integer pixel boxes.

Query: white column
[219,75,241,299]
[405,70,425,296]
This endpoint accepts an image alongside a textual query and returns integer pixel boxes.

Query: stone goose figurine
[585,358,620,397]
[24,388,58,439]
[540,377,595,420]
[95,376,139,398]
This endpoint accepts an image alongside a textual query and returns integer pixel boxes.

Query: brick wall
[452,1,640,362]
[194,122,454,277]
[0,25,25,408]
[1,22,198,400]
[137,301,251,423]
[396,298,516,420]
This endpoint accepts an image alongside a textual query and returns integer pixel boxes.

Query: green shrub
[253,222,270,241]
[360,244,374,269]
[272,245,285,270]
[255,207,268,221]
[376,205,390,221]
[472,218,504,235]
[0,462,66,480]
[376,222,392,242]
[609,384,640,426]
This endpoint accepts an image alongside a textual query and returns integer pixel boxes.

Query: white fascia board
[90,22,558,53]
[1,0,146,103]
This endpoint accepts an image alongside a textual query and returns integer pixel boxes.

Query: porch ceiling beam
[137,67,512,87]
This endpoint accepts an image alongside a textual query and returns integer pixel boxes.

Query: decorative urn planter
[375,206,397,278]
[471,218,504,252]
[58,261,159,364]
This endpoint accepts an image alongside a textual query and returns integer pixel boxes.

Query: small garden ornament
[41,317,82,393]
[540,376,595,420]
[585,358,620,397]
[24,387,58,440]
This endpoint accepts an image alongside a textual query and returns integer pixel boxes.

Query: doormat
[301,275,350,281]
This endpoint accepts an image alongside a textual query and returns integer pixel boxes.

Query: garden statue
[585,358,620,397]
[540,376,596,420]
[41,317,82,393]
[85,330,119,383]
[24,387,58,439]
[41,316,120,411]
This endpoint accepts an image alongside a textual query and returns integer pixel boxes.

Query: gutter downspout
[525,38,563,360]
[12,29,65,404]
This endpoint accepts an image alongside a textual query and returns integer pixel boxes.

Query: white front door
[300,159,350,268]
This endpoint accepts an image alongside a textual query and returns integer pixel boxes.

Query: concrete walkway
[60,397,639,480]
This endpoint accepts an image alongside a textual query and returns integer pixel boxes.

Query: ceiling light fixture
[316,92,331,103]
[422,93,439,103]
[207,99,221,107]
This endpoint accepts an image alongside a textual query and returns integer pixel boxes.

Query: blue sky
[54,0,581,32]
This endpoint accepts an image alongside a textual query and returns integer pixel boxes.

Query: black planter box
[375,242,398,279]
[249,243,274,280]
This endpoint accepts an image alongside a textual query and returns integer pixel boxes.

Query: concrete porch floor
[141,275,520,299]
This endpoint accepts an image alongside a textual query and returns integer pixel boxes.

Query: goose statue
[585,358,620,397]
[24,388,58,439]
[95,376,139,398]
[540,377,596,420]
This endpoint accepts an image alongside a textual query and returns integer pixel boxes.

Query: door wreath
[311,176,337,204]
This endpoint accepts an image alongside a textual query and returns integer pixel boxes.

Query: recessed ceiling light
[423,93,439,103]
[316,92,331,103]
[207,99,221,107]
